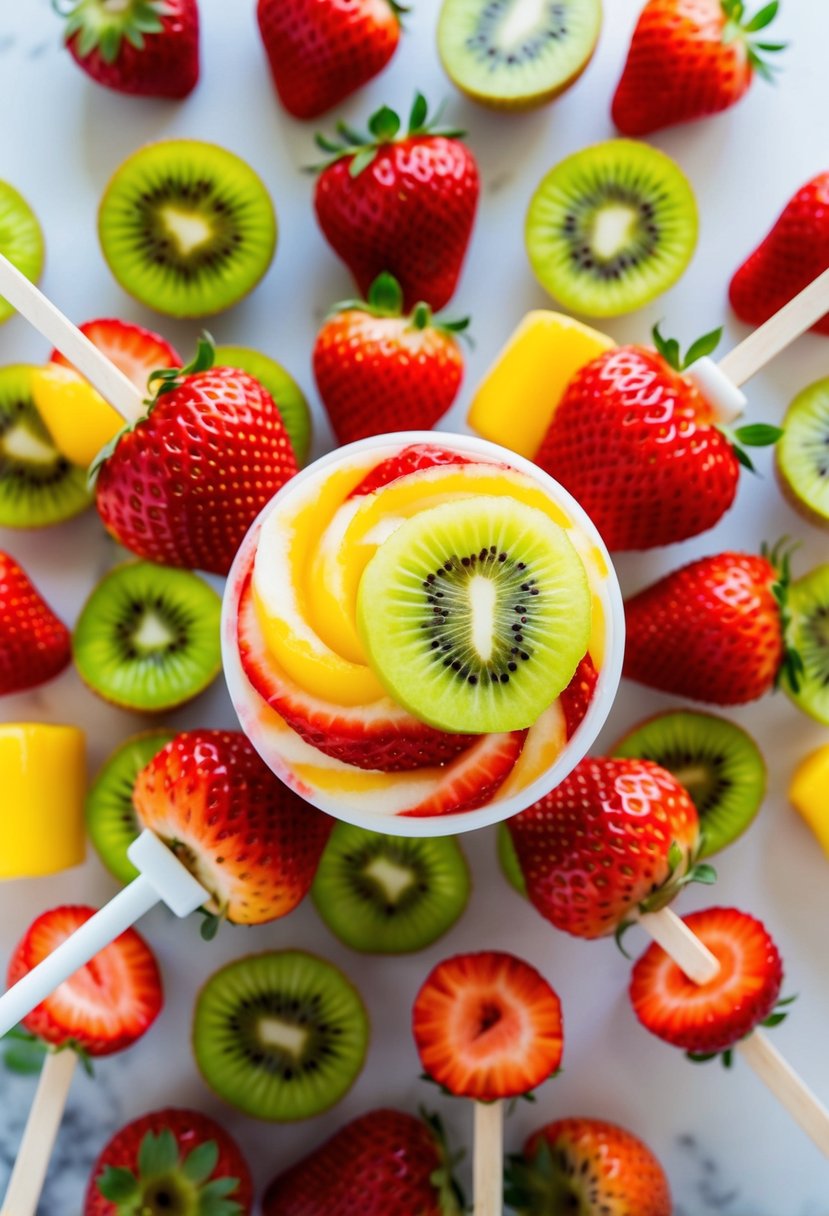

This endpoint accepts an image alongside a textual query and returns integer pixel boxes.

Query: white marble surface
[1,0,829,1210]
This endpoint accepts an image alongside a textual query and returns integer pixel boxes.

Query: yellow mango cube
[0,723,86,879]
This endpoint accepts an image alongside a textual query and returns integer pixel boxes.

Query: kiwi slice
[776,379,829,527]
[437,0,602,110]
[85,731,174,884]
[497,822,527,896]
[613,710,766,858]
[0,182,44,325]
[357,495,590,734]
[192,951,369,1122]
[98,140,277,318]
[525,140,698,317]
[73,561,222,712]
[311,823,470,953]
[781,565,829,725]
[213,344,312,465]
[0,364,91,527]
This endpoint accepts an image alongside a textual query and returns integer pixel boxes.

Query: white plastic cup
[221,432,624,837]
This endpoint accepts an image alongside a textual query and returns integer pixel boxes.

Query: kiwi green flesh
[192,951,369,1122]
[438,0,602,106]
[497,822,527,897]
[0,364,91,527]
[72,561,222,712]
[0,182,44,324]
[213,344,311,465]
[85,731,175,884]
[98,140,277,318]
[782,565,829,725]
[311,823,469,953]
[357,496,591,734]
[525,140,698,317]
[613,710,766,859]
[777,379,829,524]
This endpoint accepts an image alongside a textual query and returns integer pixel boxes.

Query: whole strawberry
[263,1108,463,1216]
[313,273,468,444]
[506,1117,672,1216]
[508,757,703,939]
[624,546,802,704]
[612,0,784,136]
[0,553,70,695]
[85,1108,253,1216]
[535,328,781,551]
[730,173,829,335]
[132,729,333,932]
[93,338,298,576]
[58,0,199,99]
[257,0,402,120]
[314,95,480,311]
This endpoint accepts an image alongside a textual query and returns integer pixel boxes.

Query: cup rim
[221,431,625,837]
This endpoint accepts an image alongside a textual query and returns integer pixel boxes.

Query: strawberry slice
[559,653,598,738]
[238,569,475,771]
[412,950,563,1100]
[51,318,182,393]
[348,442,474,497]
[630,906,784,1056]
[7,906,163,1057]
[0,552,70,695]
[402,730,527,817]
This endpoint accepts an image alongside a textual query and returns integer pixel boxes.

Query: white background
[1,0,828,1210]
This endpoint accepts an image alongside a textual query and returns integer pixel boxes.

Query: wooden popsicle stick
[718,265,829,388]
[0,1050,77,1216]
[473,1100,503,1216]
[640,907,829,1158]
[0,253,145,424]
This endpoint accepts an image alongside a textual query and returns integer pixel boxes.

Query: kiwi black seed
[357,495,591,734]
[98,139,277,318]
[525,139,698,317]
[781,564,829,725]
[311,823,470,953]
[437,0,602,111]
[0,181,44,325]
[613,709,766,858]
[497,821,527,897]
[775,378,829,527]
[85,731,175,884]
[0,364,91,527]
[192,951,369,1122]
[72,561,222,712]
[213,344,312,466]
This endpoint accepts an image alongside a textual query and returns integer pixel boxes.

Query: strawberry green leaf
[651,322,681,371]
[349,147,378,178]
[744,0,779,31]
[777,994,799,1006]
[762,1011,789,1028]
[409,91,429,131]
[183,1140,220,1184]
[613,919,635,959]
[98,1167,140,1203]
[368,105,401,142]
[368,271,404,314]
[337,119,367,145]
[199,1177,243,1216]
[732,423,784,446]
[732,445,757,472]
[754,40,787,50]
[686,1050,720,1064]
[138,1128,180,1179]
[682,326,723,368]
[4,1041,48,1075]
[200,912,222,941]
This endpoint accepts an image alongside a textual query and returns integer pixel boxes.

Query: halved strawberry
[238,569,475,771]
[412,950,563,1100]
[630,906,784,1056]
[85,1108,253,1216]
[348,443,474,497]
[7,906,162,1057]
[558,654,598,738]
[133,729,333,929]
[402,731,527,817]
[51,318,182,394]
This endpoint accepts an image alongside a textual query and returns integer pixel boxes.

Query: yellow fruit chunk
[0,723,86,879]
[468,311,615,458]
[31,364,123,468]
[789,743,829,858]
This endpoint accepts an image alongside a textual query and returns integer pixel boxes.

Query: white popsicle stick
[0,832,206,1039]
[640,907,829,1158]
[474,1100,503,1216]
[0,253,145,424]
[0,1050,77,1216]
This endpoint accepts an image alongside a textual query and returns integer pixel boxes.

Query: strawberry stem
[328,273,472,342]
[720,0,786,81]
[55,0,172,65]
